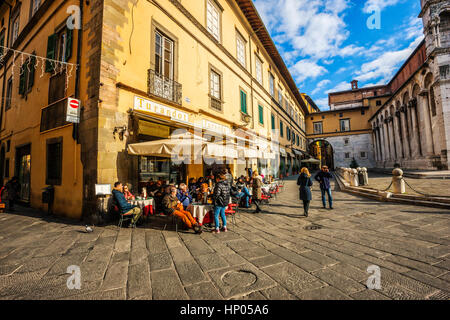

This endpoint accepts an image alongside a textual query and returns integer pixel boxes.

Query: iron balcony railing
[147,69,182,105]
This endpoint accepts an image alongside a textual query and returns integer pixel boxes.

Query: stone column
[419,91,435,156]
[377,127,383,161]
[372,129,379,162]
[400,106,411,159]
[383,120,391,160]
[394,110,404,159]
[380,122,387,161]
[408,100,420,158]
[388,116,397,160]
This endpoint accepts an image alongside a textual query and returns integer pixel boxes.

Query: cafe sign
[134,96,189,124]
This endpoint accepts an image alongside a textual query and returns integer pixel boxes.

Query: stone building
[0,0,310,219]
[370,0,450,170]
[305,81,390,169]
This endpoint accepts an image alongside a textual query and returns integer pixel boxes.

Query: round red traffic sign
[69,99,79,109]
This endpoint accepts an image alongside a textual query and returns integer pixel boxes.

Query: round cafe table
[129,198,155,216]
[189,203,213,225]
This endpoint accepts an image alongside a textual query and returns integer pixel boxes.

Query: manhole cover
[304,224,323,230]
[221,270,257,288]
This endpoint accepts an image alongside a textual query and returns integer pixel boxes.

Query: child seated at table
[162,187,202,234]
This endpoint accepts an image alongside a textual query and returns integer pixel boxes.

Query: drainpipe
[0,1,12,132]
[73,0,83,142]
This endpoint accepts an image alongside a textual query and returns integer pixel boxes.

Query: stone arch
[424,72,434,88]
[308,139,334,169]
[402,91,410,106]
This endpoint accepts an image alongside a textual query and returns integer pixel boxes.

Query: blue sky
[253,0,424,110]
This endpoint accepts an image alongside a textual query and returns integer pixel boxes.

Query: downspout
[0,1,12,132]
[73,0,83,142]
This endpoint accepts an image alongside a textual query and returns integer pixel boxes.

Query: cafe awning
[301,158,321,164]
[127,132,205,157]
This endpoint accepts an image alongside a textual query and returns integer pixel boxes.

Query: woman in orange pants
[162,186,202,234]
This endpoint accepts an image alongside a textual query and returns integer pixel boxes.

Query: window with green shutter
[240,90,247,114]
[45,33,57,72]
[19,62,27,95]
[28,54,36,91]
[280,121,283,137]
[271,114,275,130]
[258,105,264,125]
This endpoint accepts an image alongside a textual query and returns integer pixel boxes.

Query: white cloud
[314,97,330,110]
[254,0,352,60]
[363,0,404,13]
[311,79,331,95]
[290,60,328,83]
[325,81,351,94]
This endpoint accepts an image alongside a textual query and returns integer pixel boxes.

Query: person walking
[251,171,263,213]
[314,165,333,209]
[212,173,231,233]
[297,168,313,217]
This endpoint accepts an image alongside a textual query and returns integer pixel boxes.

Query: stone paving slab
[0,176,449,300]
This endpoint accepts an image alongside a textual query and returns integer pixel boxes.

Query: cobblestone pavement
[0,176,449,300]
[365,172,450,197]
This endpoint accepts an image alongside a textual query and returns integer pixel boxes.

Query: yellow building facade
[0,0,310,219]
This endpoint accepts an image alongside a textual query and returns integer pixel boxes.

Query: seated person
[188,178,198,195]
[148,180,161,195]
[123,184,135,200]
[235,177,251,208]
[112,182,142,227]
[199,180,210,204]
[177,183,193,210]
[162,187,202,234]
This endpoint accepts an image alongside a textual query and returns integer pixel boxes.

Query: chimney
[351,80,358,90]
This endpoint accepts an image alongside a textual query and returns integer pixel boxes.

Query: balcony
[40,98,70,132]
[147,69,182,106]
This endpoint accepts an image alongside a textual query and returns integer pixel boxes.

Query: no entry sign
[66,98,81,123]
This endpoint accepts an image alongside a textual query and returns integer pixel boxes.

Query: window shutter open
[28,55,36,89]
[19,63,26,95]
[65,27,73,61]
[45,34,57,72]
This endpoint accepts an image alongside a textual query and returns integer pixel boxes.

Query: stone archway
[308,139,334,170]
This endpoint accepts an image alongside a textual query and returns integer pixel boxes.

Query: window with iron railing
[148,69,182,105]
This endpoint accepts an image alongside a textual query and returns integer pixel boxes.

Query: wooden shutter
[65,27,73,61]
[45,34,57,72]
[258,105,263,124]
[19,63,26,95]
[28,55,36,89]
[240,90,247,114]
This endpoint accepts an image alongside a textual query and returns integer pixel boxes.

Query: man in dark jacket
[314,166,333,209]
[5,177,21,212]
[112,181,142,227]
[212,174,231,233]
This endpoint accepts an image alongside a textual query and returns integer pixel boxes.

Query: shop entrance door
[15,144,31,203]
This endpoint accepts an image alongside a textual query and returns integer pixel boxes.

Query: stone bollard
[362,167,369,185]
[357,167,364,185]
[392,168,406,194]
[343,168,351,183]
[350,169,359,186]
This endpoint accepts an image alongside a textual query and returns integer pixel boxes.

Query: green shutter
[240,90,247,114]
[45,34,57,72]
[65,27,73,61]
[280,121,283,137]
[258,105,263,124]
[28,55,36,89]
[19,63,26,95]
[271,114,275,130]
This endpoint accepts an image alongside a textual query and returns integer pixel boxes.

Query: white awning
[279,148,287,156]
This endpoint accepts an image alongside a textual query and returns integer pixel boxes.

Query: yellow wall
[0,0,83,218]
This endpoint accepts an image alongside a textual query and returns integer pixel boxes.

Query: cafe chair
[118,210,135,228]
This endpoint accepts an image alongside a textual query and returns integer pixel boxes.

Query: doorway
[15,144,31,203]
[309,140,334,169]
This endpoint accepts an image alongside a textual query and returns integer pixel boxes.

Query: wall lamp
[113,125,129,140]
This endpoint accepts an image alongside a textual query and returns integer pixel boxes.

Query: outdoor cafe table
[129,198,155,216]
[189,203,214,225]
